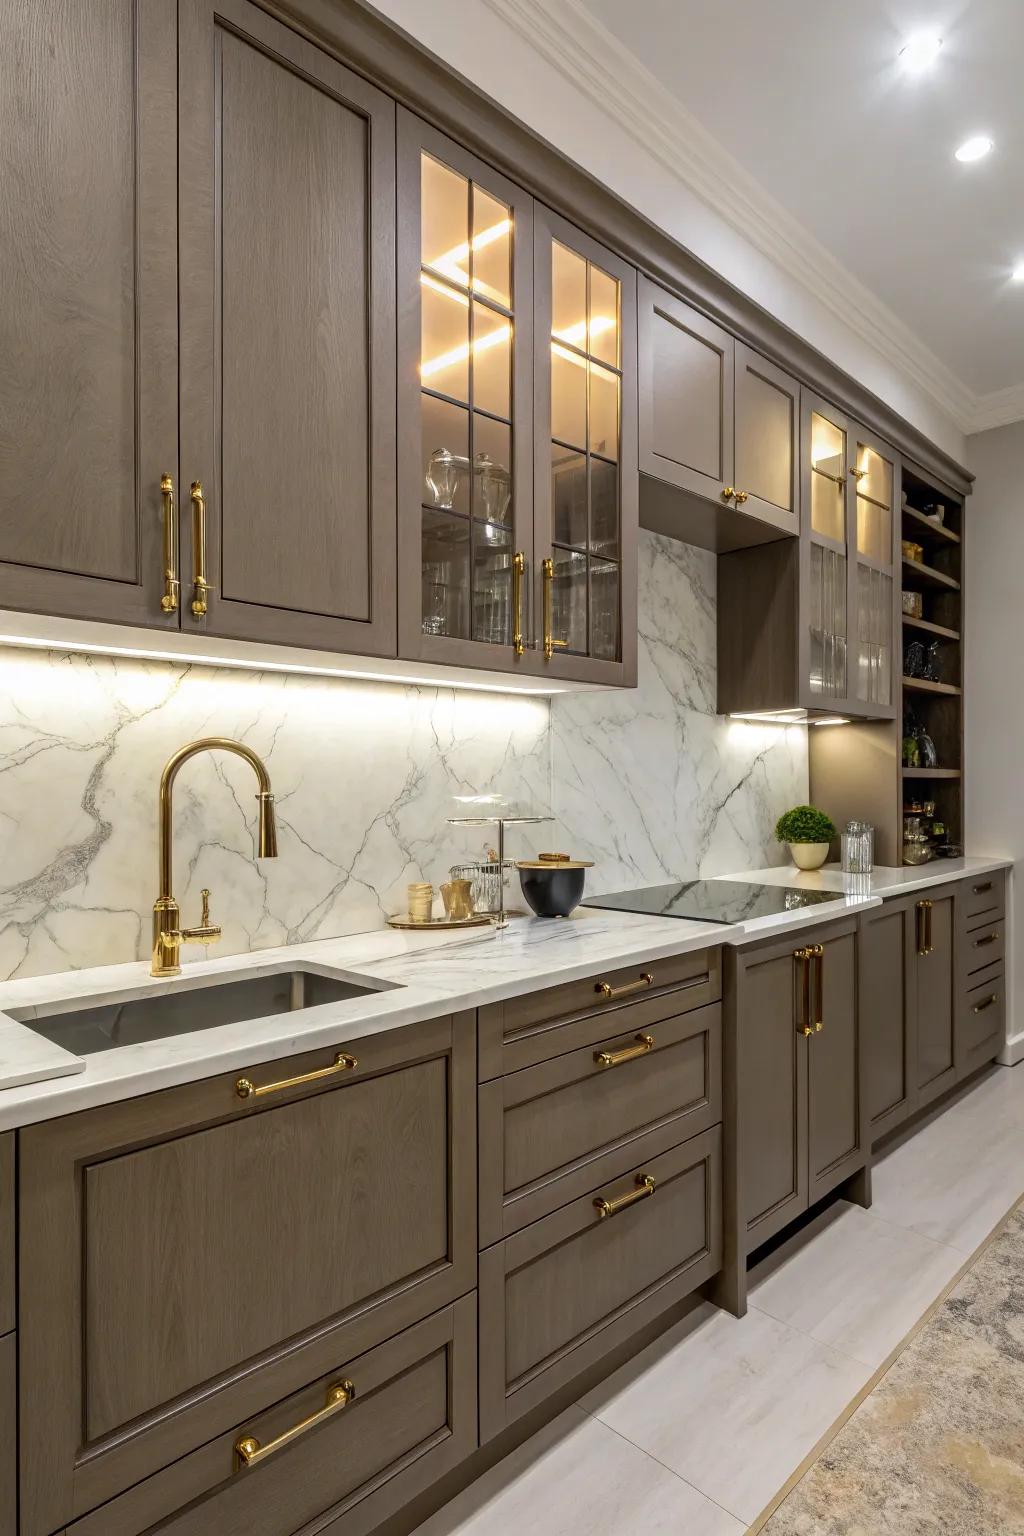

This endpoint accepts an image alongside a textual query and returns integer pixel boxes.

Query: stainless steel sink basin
[9,967,397,1056]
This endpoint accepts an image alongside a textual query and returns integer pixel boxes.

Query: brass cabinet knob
[734,489,749,505]
[720,485,736,502]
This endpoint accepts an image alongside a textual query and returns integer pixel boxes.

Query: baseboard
[997,1032,1024,1066]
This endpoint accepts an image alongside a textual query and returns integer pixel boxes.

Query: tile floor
[414,1062,1024,1536]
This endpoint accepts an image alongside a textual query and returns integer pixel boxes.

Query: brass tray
[386,913,494,931]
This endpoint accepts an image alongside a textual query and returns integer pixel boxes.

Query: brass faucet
[152,737,278,977]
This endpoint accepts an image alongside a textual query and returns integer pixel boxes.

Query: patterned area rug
[758,1201,1024,1535]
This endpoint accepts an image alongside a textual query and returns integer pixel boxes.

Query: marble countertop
[0,854,1010,1129]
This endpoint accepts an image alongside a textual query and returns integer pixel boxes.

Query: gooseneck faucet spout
[152,737,278,977]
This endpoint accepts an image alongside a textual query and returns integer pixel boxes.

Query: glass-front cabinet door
[397,111,534,670]
[802,392,850,708]
[852,427,897,712]
[533,207,638,685]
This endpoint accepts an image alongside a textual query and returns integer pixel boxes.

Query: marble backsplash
[0,531,808,981]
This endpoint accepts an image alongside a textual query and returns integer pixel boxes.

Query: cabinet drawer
[67,1297,477,1536]
[479,947,721,1079]
[479,1001,722,1243]
[479,1127,722,1441]
[963,918,1004,975]
[959,976,1005,1075]
[19,1014,476,1536]
[963,872,1005,924]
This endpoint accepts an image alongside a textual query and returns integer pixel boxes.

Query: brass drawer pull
[973,994,999,1014]
[595,972,654,1002]
[512,550,526,657]
[235,1379,355,1468]
[594,1173,655,1220]
[236,1051,357,1101]
[973,881,993,895]
[594,1033,655,1069]
[542,557,569,661]
[974,932,999,947]
[159,474,179,613]
[190,480,210,617]
[794,945,823,1034]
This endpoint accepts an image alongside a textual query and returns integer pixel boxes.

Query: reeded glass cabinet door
[804,398,849,703]
[397,111,533,669]
[534,207,638,684]
[852,430,896,709]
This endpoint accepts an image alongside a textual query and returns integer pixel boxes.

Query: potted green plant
[774,805,837,871]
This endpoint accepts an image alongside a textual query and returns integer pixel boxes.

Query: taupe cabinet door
[734,343,799,535]
[915,887,958,1105]
[640,280,734,504]
[860,896,917,1139]
[0,0,177,627]
[178,0,397,655]
[806,928,864,1205]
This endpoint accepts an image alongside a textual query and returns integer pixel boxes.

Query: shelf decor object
[447,796,554,928]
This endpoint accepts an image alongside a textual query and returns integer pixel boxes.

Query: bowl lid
[516,853,594,869]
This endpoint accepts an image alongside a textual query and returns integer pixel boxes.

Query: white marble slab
[717,855,1013,900]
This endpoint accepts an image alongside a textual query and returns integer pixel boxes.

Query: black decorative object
[921,640,941,683]
[918,726,938,769]
[904,639,926,678]
[517,854,594,918]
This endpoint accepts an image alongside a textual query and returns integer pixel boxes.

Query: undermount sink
[9,966,397,1057]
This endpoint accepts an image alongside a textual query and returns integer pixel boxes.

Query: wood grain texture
[19,1013,475,1536]
[178,0,397,655]
[0,0,177,625]
[66,1296,478,1536]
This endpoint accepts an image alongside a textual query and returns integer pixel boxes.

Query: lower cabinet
[731,916,867,1257]
[0,1334,13,1536]
[915,887,958,1106]
[478,1127,722,1442]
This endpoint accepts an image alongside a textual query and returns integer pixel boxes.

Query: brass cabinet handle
[794,946,813,1035]
[734,489,749,505]
[916,899,933,957]
[160,474,179,613]
[973,881,993,895]
[236,1050,357,1101]
[720,485,736,502]
[512,550,525,657]
[541,557,569,661]
[973,994,999,1014]
[235,1379,355,1468]
[974,932,999,948]
[190,480,210,617]
[811,942,824,1031]
[595,971,654,1001]
[594,1033,655,1069]
[594,1173,655,1220]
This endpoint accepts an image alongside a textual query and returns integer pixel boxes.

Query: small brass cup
[440,878,474,921]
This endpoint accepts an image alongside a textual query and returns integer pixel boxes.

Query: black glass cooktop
[583,879,843,925]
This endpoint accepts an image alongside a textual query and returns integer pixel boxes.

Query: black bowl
[518,864,587,918]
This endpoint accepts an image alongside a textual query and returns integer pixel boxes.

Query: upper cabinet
[178,0,398,656]
[533,208,638,686]
[397,114,535,673]
[638,280,799,546]
[0,0,178,628]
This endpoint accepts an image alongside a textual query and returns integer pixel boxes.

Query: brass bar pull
[595,972,654,1001]
[160,474,179,612]
[794,946,813,1036]
[925,899,934,955]
[235,1379,355,1468]
[236,1051,357,1101]
[812,942,824,1032]
[974,932,999,948]
[542,557,569,661]
[973,995,999,1014]
[594,1033,655,1069]
[916,899,933,957]
[190,480,210,617]
[973,881,993,895]
[594,1173,655,1220]
[512,551,525,657]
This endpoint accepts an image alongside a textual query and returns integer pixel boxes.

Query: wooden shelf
[902,676,961,697]
[902,556,960,592]
[901,614,960,641]
[901,767,961,780]
[902,504,961,545]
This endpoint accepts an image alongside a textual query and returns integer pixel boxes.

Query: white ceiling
[576,0,1024,417]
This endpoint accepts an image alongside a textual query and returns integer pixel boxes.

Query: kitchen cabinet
[914,886,958,1106]
[178,0,397,655]
[532,206,639,684]
[728,917,867,1266]
[717,390,898,719]
[18,1014,475,1536]
[0,0,178,628]
[958,872,1006,1081]
[638,280,799,542]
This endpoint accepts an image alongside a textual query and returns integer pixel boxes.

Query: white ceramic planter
[789,841,830,871]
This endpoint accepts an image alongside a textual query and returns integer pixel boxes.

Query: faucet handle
[183,887,222,946]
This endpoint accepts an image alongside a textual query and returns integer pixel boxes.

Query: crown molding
[482,0,1023,434]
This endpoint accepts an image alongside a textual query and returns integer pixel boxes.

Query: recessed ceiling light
[955,135,994,162]
[1012,262,1024,284]
[898,31,943,73]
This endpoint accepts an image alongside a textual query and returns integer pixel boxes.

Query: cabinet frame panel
[733,341,800,536]
[638,279,735,502]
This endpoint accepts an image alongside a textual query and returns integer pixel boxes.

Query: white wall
[369,0,967,463]
[966,420,1024,1059]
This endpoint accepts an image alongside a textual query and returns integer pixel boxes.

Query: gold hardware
[974,932,999,947]
[734,489,749,505]
[916,898,934,957]
[812,467,847,489]
[190,480,210,617]
[794,946,813,1035]
[236,1050,357,1101]
[595,971,654,1001]
[512,550,525,657]
[973,994,998,1014]
[594,1033,655,1069]
[542,557,569,661]
[973,881,993,895]
[811,942,824,1031]
[160,474,179,612]
[152,738,277,976]
[721,485,736,502]
[235,1379,355,1468]
[850,466,866,480]
[594,1173,655,1220]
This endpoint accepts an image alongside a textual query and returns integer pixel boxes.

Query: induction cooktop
[583,879,843,925]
